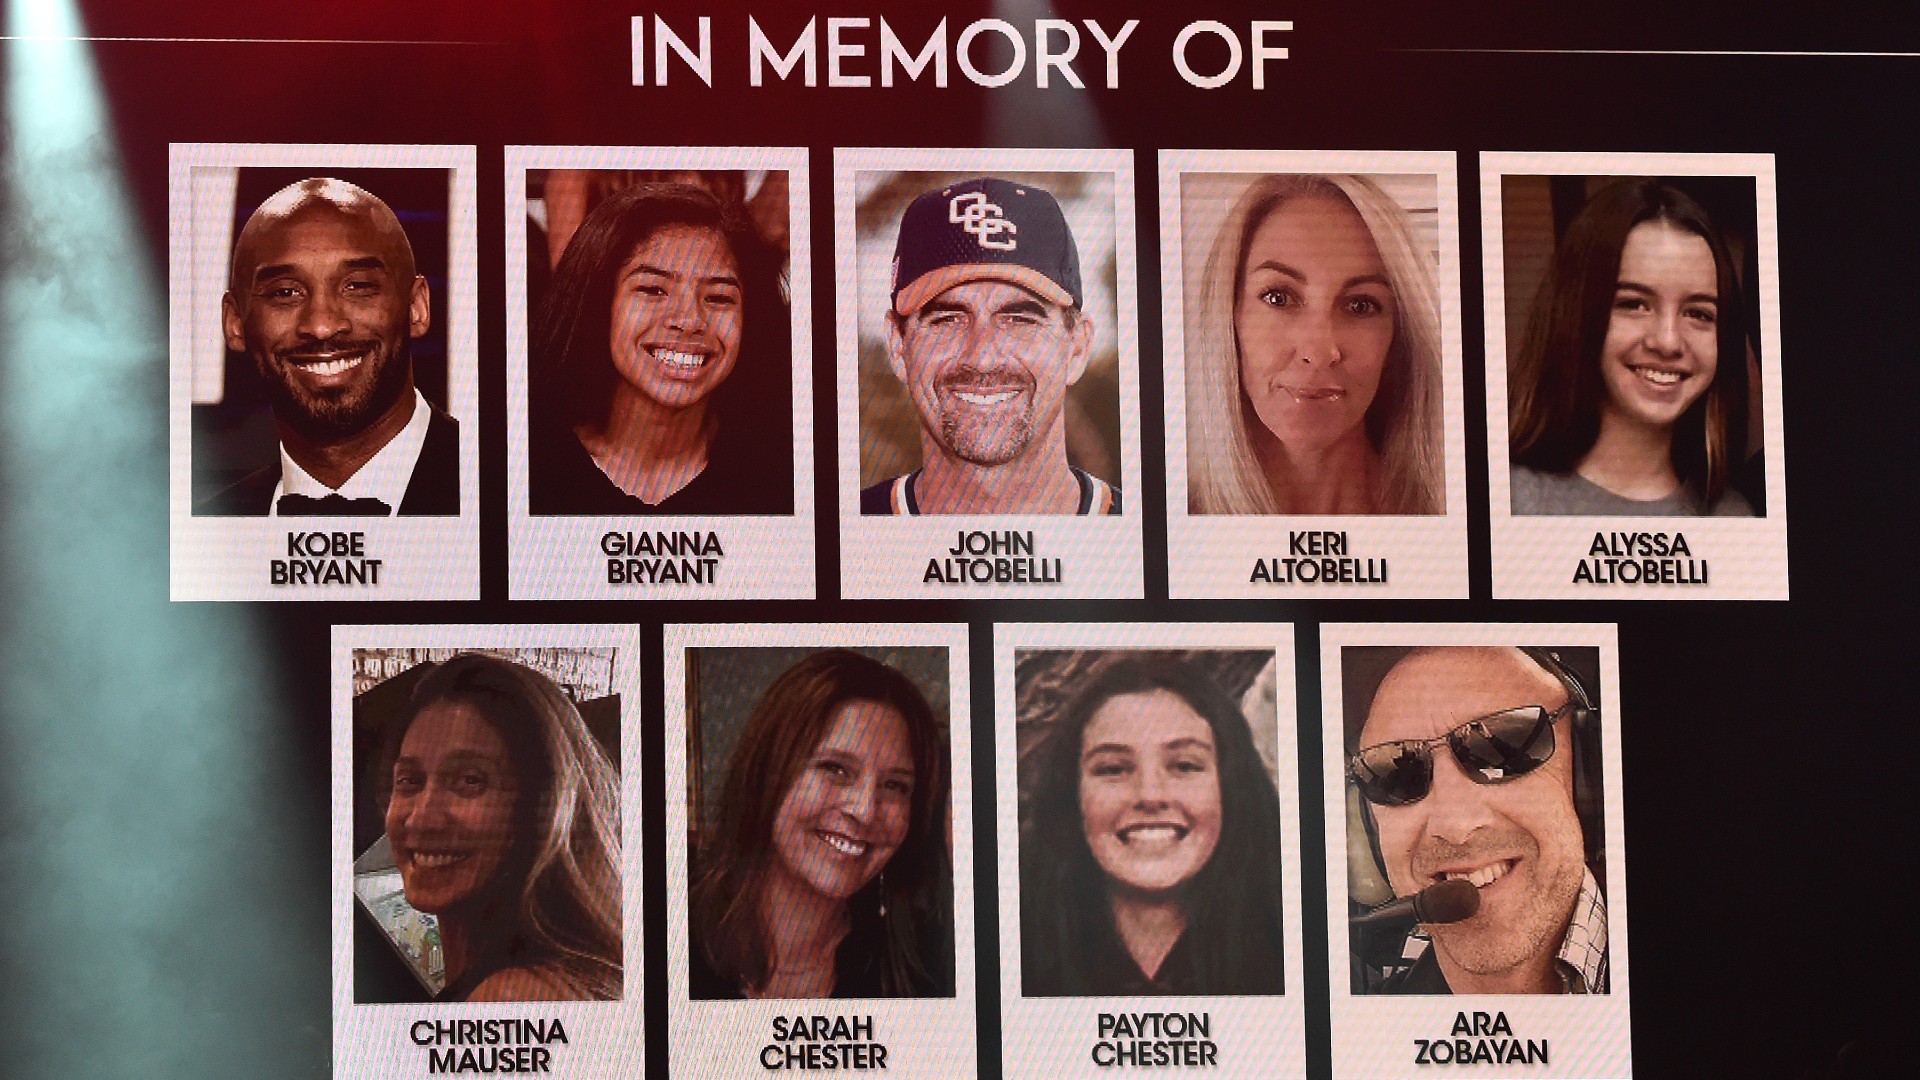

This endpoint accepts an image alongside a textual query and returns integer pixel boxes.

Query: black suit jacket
[196,406,461,516]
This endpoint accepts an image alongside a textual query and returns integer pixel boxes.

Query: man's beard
[258,338,413,445]
[1414,830,1585,978]
[933,368,1036,467]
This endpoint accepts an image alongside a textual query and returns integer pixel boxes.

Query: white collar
[270,390,432,517]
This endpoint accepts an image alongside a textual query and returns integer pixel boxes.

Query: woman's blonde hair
[1187,174,1444,515]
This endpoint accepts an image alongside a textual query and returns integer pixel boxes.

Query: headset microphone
[1349,878,1481,932]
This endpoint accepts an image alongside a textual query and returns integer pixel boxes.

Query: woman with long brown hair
[689,650,953,998]
[380,654,622,1001]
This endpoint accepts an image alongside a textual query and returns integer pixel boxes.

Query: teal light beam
[3,1,317,1075]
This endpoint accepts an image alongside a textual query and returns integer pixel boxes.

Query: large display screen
[3,2,1906,1077]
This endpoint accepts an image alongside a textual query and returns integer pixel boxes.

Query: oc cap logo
[949,191,1018,251]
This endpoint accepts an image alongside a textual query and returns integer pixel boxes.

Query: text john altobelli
[926,530,1061,585]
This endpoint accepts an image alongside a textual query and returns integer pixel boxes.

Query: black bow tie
[277,493,392,516]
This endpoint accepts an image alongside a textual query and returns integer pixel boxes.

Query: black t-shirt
[1023,901,1284,997]
[859,467,1121,515]
[529,412,792,516]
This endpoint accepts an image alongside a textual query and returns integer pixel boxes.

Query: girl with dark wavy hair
[1021,657,1284,996]
[529,180,792,514]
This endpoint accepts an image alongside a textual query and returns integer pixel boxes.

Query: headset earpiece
[1520,647,1605,868]
[1347,784,1394,908]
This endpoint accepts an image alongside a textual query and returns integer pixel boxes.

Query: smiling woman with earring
[1187,174,1444,516]
[1020,657,1285,996]
[688,650,954,999]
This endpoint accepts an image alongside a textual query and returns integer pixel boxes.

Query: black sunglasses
[1348,704,1567,807]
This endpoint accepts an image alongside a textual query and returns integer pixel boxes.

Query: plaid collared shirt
[1552,867,1609,994]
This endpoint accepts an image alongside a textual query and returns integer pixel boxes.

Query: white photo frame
[833,148,1143,599]
[1320,623,1632,1079]
[994,622,1306,1079]
[331,623,644,1077]
[169,143,479,601]
[1482,152,1789,600]
[663,622,977,1078]
[1159,150,1469,599]
[504,146,816,600]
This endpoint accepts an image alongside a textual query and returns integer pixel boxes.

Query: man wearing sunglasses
[1350,648,1607,995]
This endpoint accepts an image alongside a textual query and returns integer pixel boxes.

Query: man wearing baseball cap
[861,177,1119,515]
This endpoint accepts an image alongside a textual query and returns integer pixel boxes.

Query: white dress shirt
[269,389,432,517]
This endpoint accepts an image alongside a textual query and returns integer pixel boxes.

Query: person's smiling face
[1234,195,1396,456]
[225,202,427,443]
[769,699,917,902]
[887,278,1091,471]
[1360,649,1586,982]
[1597,220,1720,435]
[385,701,519,915]
[607,223,744,412]
[1078,690,1224,897]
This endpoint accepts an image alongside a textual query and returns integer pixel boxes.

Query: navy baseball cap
[890,177,1083,316]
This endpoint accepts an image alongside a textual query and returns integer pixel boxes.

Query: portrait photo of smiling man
[834,154,1140,599]
[1342,644,1611,996]
[172,149,478,600]
[854,171,1125,517]
[194,171,458,517]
